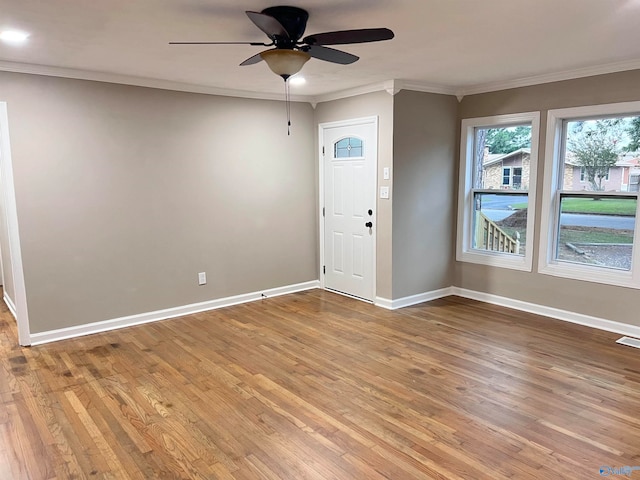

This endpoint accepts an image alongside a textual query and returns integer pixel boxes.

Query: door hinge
[322,146,325,155]
[322,207,325,217]
[323,265,326,274]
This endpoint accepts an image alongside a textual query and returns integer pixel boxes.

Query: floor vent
[616,336,640,349]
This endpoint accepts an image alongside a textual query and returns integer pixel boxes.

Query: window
[334,137,363,158]
[457,112,540,271]
[501,167,524,188]
[539,101,640,288]
[512,167,523,189]
[581,166,609,182]
[502,167,511,186]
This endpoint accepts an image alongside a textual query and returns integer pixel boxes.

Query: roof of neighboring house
[564,152,640,167]
[617,157,640,167]
[483,148,531,167]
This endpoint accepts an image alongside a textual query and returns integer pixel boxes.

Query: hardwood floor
[1,289,640,479]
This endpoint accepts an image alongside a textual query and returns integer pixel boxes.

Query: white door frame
[0,102,30,346]
[318,116,378,301]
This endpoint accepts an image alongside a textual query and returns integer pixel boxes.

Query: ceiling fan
[170,5,395,80]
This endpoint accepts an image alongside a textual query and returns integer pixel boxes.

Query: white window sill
[538,261,637,289]
[457,250,533,272]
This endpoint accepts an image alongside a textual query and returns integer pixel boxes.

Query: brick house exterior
[482,149,640,192]
[482,149,530,190]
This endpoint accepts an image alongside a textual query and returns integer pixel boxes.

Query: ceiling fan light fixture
[260,49,310,79]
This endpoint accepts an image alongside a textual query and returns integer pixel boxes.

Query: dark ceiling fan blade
[239,51,266,66]
[246,11,289,40]
[304,45,359,65]
[302,28,394,46]
[169,41,270,45]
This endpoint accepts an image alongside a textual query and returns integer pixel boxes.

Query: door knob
[365,221,373,228]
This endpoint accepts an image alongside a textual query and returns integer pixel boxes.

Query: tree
[627,117,640,152]
[474,128,486,188]
[485,126,531,154]
[567,119,622,191]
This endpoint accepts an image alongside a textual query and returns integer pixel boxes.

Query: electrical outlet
[380,186,390,199]
[198,272,206,285]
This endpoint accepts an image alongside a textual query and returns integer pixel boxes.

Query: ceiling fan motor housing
[261,6,309,46]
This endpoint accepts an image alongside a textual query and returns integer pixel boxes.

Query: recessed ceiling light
[0,30,30,45]
[289,76,306,86]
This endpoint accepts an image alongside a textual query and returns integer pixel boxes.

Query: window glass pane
[512,167,523,189]
[472,193,528,256]
[556,195,637,270]
[473,125,532,190]
[562,115,640,192]
[502,168,510,186]
[335,138,349,158]
[334,137,363,158]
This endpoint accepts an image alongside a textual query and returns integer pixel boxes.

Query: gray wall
[0,72,317,334]
[7,66,637,335]
[392,91,458,298]
[455,69,640,327]
[314,91,394,300]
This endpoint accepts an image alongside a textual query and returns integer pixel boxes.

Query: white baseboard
[29,280,320,346]
[24,280,640,346]
[374,297,394,309]
[375,287,455,310]
[451,287,640,339]
[3,293,17,319]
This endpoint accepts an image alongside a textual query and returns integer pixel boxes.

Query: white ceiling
[2,0,640,101]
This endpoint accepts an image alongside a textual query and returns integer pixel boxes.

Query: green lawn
[559,226,634,244]
[513,197,637,215]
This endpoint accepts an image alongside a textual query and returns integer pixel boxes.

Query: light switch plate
[383,167,390,180]
[380,186,390,199]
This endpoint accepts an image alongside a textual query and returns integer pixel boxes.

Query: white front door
[321,118,377,301]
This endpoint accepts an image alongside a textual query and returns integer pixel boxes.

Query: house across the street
[482,148,531,190]
[482,148,640,192]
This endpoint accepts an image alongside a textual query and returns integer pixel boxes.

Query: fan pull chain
[284,77,291,136]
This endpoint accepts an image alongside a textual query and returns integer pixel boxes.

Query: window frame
[538,101,640,288]
[456,112,540,271]
[502,167,511,187]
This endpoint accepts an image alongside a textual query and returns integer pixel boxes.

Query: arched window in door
[334,137,363,158]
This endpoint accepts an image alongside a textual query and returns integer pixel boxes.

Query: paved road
[559,213,635,229]
[479,195,525,210]
[482,208,636,230]
[478,194,636,229]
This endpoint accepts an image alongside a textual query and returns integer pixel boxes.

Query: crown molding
[308,81,393,104]
[3,57,640,105]
[309,79,458,105]
[0,60,310,103]
[457,58,640,96]
[394,80,458,97]
[0,59,457,104]
[385,80,402,96]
